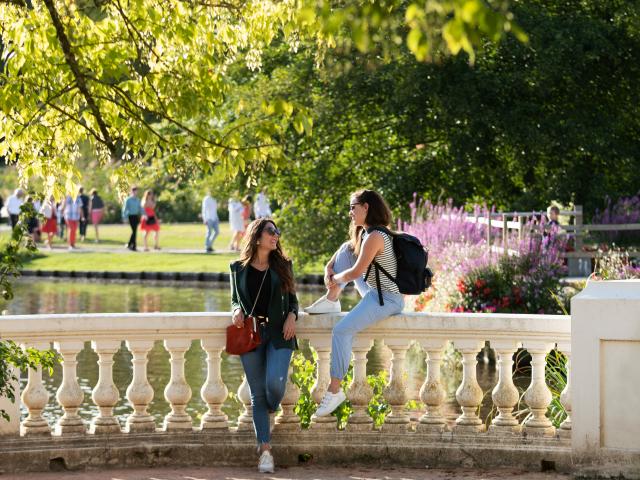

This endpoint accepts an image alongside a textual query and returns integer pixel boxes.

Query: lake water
[3,279,505,428]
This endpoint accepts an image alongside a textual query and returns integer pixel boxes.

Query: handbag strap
[248,267,269,317]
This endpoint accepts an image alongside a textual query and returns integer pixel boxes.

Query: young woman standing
[229,218,298,473]
[140,190,160,251]
[308,189,405,417]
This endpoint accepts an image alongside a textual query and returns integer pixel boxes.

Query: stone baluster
[453,340,485,433]
[558,344,572,438]
[417,340,447,433]
[236,375,254,432]
[347,338,373,431]
[20,341,51,436]
[200,338,228,430]
[125,340,155,433]
[523,342,555,437]
[54,340,86,435]
[489,341,521,435]
[274,363,301,432]
[309,337,334,430]
[90,340,122,434]
[382,339,411,432]
[163,339,193,431]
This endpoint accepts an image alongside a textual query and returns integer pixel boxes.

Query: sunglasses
[349,203,361,211]
[264,225,281,236]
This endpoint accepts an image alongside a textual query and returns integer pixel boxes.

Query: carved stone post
[347,338,373,431]
[125,340,155,433]
[417,340,447,433]
[558,344,572,438]
[453,340,485,434]
[274,363,301,432]
[489,341,521,435]
[523,343,556,437]
[20,341,51,436]
[163,339,193,431]
[382,339,411,432]
[236,375,254,432]
[200,337,228,430]
[90,340,121,434]
[309,336,335,430]
[54,340,86,435]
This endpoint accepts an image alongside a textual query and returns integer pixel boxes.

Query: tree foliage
[0,0,523,197]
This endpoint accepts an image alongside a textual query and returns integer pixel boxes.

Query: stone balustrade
[0,311,571,440]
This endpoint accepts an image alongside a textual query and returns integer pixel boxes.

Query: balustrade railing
[0,312,571,440]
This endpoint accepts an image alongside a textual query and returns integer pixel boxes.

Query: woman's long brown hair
[349,189,393,256]
[239,218,295,293]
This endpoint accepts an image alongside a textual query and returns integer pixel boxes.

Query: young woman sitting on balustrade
[304,189,404,417]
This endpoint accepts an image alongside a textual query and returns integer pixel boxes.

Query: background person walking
[89,189,105,243]
[40,195,57,249]
[122,186,142,251]
[78,187,90,242]
[6,188,25,230]
[62,193,82,250]
[202,192,219,252]
[140,190,160,251]
[228,195,245,251]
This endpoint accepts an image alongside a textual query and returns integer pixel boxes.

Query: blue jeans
[240,325,293,445]
[330,244,404,380]
[205,219,219,249]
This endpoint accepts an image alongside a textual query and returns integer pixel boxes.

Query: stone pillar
[453,340,485,434]
[382,340,411,432]
[309,337,334,430]
[125,340,155,433]
[200,338,228,430]
[163,339,193,431]
[90,340,122,434]
[523,342,555,437]
[558,343,571,438]
[274,364,301,432]
[417,340,447,433]
[347,338,373,431]
[20,342,50,436]
[236,375,254,432]
[54,340,86,436]
[489,341,521,435]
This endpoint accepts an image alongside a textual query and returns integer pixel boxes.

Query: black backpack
[364,226,433,306]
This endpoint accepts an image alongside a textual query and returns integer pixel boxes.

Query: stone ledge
[0,431,572,475]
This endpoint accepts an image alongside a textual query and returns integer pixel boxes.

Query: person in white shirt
[6,188,25,230]
[228,196,245,251]
[254,189,272,218]
[201,192,219,253]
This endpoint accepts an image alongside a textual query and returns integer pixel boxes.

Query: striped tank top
[363,229,400,294]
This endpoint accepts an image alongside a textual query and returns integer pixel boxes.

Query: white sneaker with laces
[313,389,346,417]
[304,294,341,314]
[258,449,275,473]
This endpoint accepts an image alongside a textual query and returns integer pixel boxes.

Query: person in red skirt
[140,190,160,251]
[40,195,57,249]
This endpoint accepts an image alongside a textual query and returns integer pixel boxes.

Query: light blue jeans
[240,325,293,445]
[330,243,404,380]
[205,219,219,250]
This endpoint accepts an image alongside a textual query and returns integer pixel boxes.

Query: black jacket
[230,260,299,350]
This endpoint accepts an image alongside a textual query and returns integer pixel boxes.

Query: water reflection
[4,280,505,429]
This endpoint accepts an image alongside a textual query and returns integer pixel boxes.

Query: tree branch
[41,0,117,158]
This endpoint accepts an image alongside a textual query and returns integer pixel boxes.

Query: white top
[228,199,245,232]
[6,195,23,215]
[254,192,272,218]
[363,230,400,294]
[201,196,218,222]
[40,201,55,219]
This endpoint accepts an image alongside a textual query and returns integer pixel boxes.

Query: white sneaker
[304,295,341,314]
[313,390,346,417]
[258,449,275,473]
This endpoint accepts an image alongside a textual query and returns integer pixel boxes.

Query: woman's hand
[324,266,336,289]
[283,313,296,340]
[232,308,245,328]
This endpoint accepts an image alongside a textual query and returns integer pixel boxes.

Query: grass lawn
[5,222,324,274]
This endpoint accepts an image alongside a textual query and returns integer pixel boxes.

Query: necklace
[251,260,269,271]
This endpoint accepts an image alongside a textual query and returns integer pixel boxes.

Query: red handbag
[226,315,261,355]
[226,268,268,355]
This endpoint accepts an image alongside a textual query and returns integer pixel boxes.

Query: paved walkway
[1,466,570,480]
